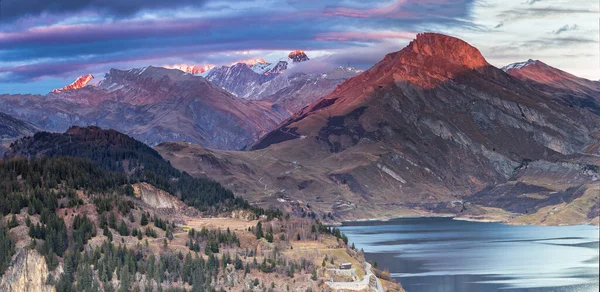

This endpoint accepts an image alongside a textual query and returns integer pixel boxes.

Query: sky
[0,0,598,94]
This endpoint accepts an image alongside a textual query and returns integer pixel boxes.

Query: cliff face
[0,250,56,292]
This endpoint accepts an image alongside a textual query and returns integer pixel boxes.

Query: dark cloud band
[0,0,207,22]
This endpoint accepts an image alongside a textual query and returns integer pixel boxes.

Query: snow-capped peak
[235,58,267,67]
[250,60,288,75]
[164,64,215,76]
[52,74,94,93]
[288,50,310,63]
[501,59,537,72]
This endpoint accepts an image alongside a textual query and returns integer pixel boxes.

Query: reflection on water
[339,217,599,292]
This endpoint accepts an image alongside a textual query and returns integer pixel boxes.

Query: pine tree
[7,214,18,229]
[128,212,135,223]
[256,222,263,239]
[119,266,131,292]
[118,219,129,236]
[140,212,148,226]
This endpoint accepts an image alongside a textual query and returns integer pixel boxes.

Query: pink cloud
[316,31,416,42]
[324,0,407,18]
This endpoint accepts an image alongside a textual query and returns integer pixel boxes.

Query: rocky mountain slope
[158,33,600,224]
[205,50,311,99]
[198,51,359,115]
[250,67,363,114]
[205,63,276,98]
[0,112,38,139]
[503,59,600,115]
[0,112,39,156]
[0,66,288,150]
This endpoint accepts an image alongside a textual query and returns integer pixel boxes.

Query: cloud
[552,24,578,35]
[315,31,416,42]
[0,0,208,22]
[0,0,478,86]
[487,36,596,58]
[323,0,407,18]
[496,7,596,22]
[284,40,407,76]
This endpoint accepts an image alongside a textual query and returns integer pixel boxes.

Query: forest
[6,127,241,210]
[0,127,357,291]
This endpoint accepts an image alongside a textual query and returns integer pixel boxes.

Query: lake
[339,217,599,292]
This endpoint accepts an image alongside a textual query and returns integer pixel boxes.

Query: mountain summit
[288,50,310,63]
[406,33,488,69]
[52,74,94,93]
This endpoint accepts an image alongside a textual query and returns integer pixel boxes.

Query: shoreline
[337,213,599,227]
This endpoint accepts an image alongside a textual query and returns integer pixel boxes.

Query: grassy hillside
[0,126,396,291]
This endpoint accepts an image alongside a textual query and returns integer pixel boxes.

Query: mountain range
[0,50,359,150]
[0,66,288,149]
[157,33,600,224]
[0,32,598,224]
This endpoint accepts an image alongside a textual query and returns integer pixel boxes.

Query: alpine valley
[0,31,599,292]
[2,34,599,224]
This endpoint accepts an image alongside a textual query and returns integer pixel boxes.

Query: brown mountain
[0,66,288,149]
[503,59,600,115]
[158,33,600,224]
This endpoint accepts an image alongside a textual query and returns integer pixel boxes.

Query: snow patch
[501,59,537,72]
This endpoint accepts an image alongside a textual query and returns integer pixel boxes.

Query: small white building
[338,263,352,270]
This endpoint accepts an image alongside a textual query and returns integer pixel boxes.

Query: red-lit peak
[233,58,267,67]
[288,50,310,63]
[167,64,215,75]
[52,74,94,93]
[405,33,488,69]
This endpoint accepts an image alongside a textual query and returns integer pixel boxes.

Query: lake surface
[339,217,599,292]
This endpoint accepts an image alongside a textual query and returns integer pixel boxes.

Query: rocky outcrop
[0,250,55,292]
[288,50,310,63]
[133,182,187,210]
